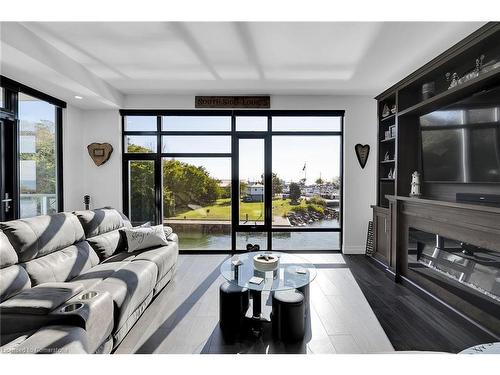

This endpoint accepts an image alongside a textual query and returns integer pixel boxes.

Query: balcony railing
[20,193,57,218]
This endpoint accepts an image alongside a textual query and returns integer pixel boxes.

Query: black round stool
[297,284,310,315]
[219,282,249,340]
[272,289,305,343]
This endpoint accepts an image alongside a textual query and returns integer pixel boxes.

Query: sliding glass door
[122,110,343,252]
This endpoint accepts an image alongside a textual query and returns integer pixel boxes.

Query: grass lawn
[168,198,308,221]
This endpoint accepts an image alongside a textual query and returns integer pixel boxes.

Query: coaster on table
[249,276,264,285]
[296,267,307,275]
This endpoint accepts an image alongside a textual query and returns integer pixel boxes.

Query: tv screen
[421,86,500,183]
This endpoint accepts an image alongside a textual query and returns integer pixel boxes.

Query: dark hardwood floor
[344,255,495,353]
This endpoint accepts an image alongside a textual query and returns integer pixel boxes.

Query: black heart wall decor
[355,144,370,169]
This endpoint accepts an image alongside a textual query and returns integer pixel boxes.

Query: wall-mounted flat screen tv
[420,85,500,183]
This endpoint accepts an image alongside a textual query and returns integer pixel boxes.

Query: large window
[1,77,64,220]
[122,111,343,252]
[19,94,60,218]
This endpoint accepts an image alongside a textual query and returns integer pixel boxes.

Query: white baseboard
[342,245,366,254]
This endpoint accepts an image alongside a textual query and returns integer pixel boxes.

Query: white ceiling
[0,22,486,108]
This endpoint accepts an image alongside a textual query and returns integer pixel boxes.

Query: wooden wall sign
[87,142,113,166]
[195,96,270,109]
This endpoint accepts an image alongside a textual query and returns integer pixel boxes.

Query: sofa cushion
[167,232,178,244]
[6,325,89,354]
[0,231,18,268]
[71,262,128,290]
[22,241,100,286]
[132,243,178,281]
[87,229,127,261]
[163,226,173,237]
[0,213,85,262]
[74,208,131,238]
[102,251,136,263]
[92,260,157,330]
[0,265,31,303]
[122,225,168,252]
[0,282,84,315]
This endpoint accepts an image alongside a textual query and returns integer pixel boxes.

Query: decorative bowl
[253,254,279,272]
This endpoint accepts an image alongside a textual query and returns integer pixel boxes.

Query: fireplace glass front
[408,228,500,304]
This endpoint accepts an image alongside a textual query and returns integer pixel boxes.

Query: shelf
[380,159,395,164]
[379,113,396,122]
[380,137,396,143]
[398,68,500,117]
[380,178,395,182]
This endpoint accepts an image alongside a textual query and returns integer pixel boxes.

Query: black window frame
[121,109,344,254]
[0,76,66,218]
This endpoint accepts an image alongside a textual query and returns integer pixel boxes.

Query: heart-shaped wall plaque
[355,144,370,169]
[87,142,113,166]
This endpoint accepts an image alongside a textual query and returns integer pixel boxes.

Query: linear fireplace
[408,228,500,335]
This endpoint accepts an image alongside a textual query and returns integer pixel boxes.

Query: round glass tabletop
[220,252,317,292]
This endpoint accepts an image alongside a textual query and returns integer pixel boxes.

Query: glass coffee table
[220,252,317,320]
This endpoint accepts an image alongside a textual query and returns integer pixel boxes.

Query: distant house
[244,183,264,202]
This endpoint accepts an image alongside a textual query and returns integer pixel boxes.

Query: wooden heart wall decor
[355,144,370,169]
[87,143,113,166]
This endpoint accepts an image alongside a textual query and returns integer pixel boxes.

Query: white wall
[63,105,85,211]
[63,109,122,212]
[65,94,377,254]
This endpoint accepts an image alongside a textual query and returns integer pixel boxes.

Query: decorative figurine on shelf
[388,168,393,179]
[446,55,486,90]
[446,72,460,89]
[390,104,397,114]
[384,151,390,161]
[389,125,396,138]
[382,104,390,118]
[410,171,422,198]
[421,81,435,100]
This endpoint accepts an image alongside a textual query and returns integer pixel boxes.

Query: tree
[315,177,324,185]
[272,173,284,196]
[219,184,231,199]
[239,180,248,197]
[127,143,223,220]
[331,177,341,190]
[163,159,222,217]
[289,182,301,204]
[20,121,56,194]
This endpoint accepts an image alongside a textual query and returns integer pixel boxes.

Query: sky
[18,93,56,130]
[127,115,341,184]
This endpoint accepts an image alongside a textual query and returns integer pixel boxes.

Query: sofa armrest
[167,232,178,243]
[0,282,86,339]
[3,325,89,354]
[0,282,84,315]
[50,290,114,353]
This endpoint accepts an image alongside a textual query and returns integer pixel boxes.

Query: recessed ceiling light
[74,95,83,100]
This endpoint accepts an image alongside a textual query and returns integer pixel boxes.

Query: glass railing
[20,193,57,218]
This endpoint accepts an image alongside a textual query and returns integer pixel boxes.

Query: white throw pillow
[123,225,169,252]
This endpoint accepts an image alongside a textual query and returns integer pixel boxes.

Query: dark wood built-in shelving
[380,113,396,122]
[380,137,395,143]
[371,22,500,340]
[398,68,500,117]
